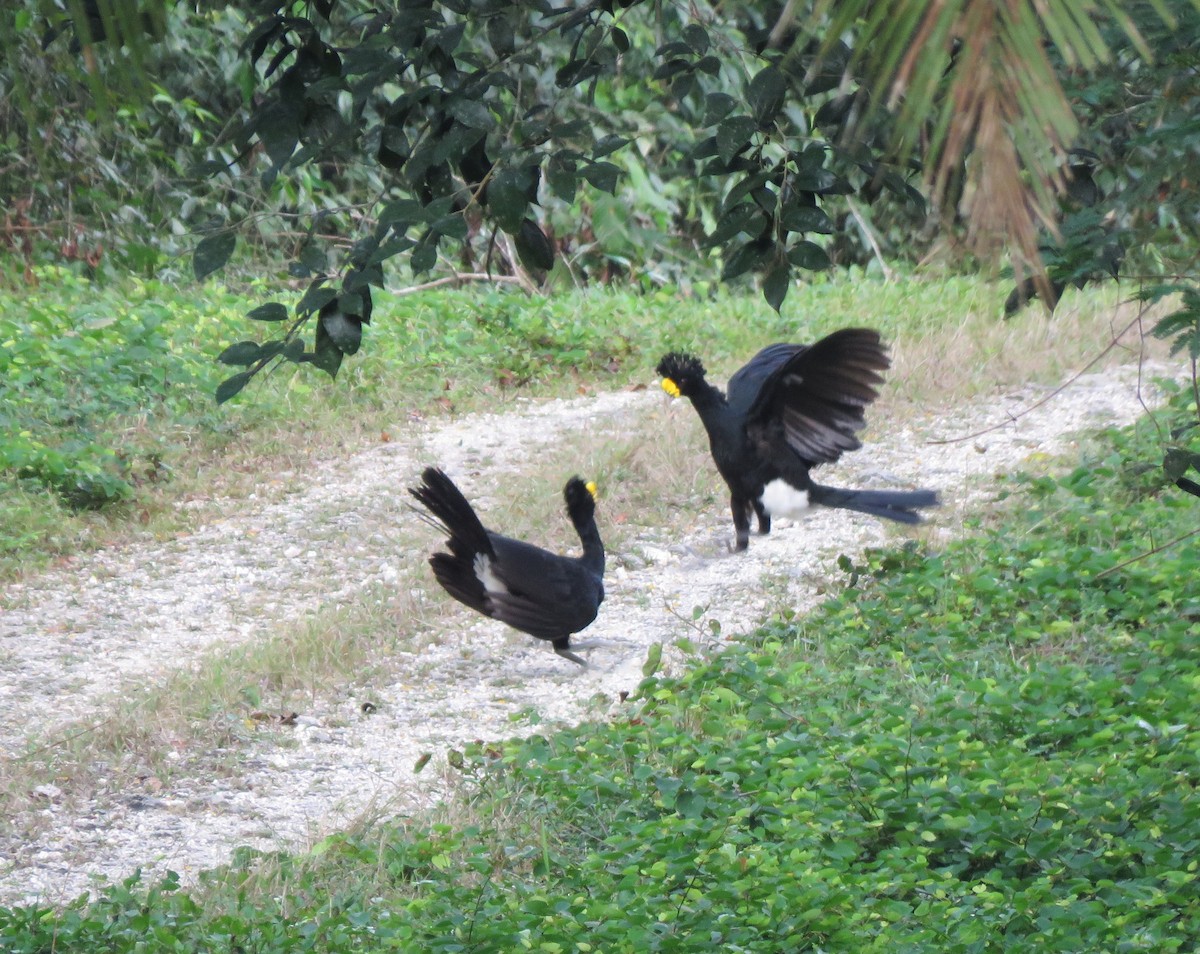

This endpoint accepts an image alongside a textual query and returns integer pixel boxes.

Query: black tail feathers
[410,467,492,554]
[810,484,939,525]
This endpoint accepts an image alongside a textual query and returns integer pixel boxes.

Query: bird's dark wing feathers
[743,328,889,466]
[487,536,602,639]
[428,552,490,616]
[488,586,601,640]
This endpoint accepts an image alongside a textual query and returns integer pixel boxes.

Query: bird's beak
[661,378,681,398]
[585,481,599,500]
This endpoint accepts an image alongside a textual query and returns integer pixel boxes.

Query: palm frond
[803,0,1192,279]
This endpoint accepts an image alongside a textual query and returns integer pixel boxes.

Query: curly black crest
[656,351,707,383]
[564,475,592,503]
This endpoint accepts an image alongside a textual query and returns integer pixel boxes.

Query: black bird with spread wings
[657,328,938,551]
[410,467,605,666]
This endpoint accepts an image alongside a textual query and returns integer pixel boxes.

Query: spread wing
[741,328,889,466]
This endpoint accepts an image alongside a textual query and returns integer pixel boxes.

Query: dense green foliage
[3,396,1196,951]
[6,2,1199,403]
[1,4,249,276]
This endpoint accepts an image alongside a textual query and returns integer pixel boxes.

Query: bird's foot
[553,644,590,667]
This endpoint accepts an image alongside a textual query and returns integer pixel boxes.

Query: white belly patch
[760,479,811,517]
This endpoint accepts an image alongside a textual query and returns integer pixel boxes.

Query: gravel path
[0,359,1168,906]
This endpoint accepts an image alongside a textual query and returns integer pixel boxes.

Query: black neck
[687,380,732,436]
[572,516,605,576]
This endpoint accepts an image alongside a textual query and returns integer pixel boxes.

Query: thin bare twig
[17,716,118,761]
[845,197,895,281]
[1093,526,1200,580]
[389,273,530,297]
[927,308,1146,445]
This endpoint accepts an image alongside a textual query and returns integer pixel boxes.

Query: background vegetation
[3,3,1199,384]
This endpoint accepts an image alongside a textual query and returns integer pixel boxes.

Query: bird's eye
[661,378,681,398]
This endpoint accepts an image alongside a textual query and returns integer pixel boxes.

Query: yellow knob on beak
[661,378,681,398]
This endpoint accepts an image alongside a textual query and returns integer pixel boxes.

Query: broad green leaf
[689,135,719,161]
[294,241,328,276]
[297,282,338,315]
[780,204,834,234]
[654,40,690,58]
[592,135,629,159]
[431,23,465,55]
[216,370,253,405]
[763,259,791,313]
[582,161,621,195]
[748,65,786,127]
[340,286,373,325]
[682,24,709,54]
[377,125,410,170]
[486,16,514,57]
[709,203,766,245]
[488,166,532,233]
[674,788,707,819]
[791,168,840,193]
[193,232,236,281]
[722,171,771,213]
[431,212,468,240]
[788,240,831,271]
[716,116,757,165]
[218,341,263,366]
[343,266,381,296]
[642,642,663,677]
[312,319,344,378]
[722,239,770,281]
[378,199,420,230]
[254,99,300,168]
[411,239,438,274]
[247,303,289,322]
[546,153,578,203]
[281,339,306,363]
[703,92,737,127]
[556,59,602,88]
[446,98,494,131]
[652,58,690,82]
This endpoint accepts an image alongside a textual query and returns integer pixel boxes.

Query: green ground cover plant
[1,271,237,505]
[2,387,1195,952]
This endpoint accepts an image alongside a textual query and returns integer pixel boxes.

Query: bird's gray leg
[552,638,589,667]
[731,494,751,552]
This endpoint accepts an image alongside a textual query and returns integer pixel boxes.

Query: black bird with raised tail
[657,328,938,551]
[410,467,605,666]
